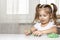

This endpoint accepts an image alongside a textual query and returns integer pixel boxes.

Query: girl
[25,3,57,36]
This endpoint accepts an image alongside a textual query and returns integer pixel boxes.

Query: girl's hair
[33,3,57,24]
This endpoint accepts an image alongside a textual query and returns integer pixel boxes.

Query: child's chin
[41,22,46,24]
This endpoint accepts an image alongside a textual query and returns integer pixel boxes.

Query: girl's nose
[41,16,44,19]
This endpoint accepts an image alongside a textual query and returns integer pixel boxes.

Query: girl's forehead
[39,10,48,14]
[38,8,51,15]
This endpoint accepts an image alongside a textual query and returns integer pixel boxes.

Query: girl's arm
[32,26,57,36]
[25,26,37,35]
[42,27,57,34]
[30,27,37,33]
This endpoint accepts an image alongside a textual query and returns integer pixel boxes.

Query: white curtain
[7,0,29,14]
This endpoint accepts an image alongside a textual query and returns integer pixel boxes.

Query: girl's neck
[41,22,49,27]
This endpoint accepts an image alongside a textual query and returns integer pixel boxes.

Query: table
[0,34,60,40]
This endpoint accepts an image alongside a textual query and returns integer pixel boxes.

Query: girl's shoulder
[33,22,41,28]
[47,21,56,28]
[34,22,41,26]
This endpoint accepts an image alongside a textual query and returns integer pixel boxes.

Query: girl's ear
[50,13,52,19]
[50,13,53,22]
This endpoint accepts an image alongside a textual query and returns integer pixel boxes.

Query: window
[7,0,29,14]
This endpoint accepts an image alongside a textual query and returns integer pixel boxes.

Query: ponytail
[51,3,57,24]
[33,4,41,23]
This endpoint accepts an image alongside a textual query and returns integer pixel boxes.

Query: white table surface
[0,34,60,40]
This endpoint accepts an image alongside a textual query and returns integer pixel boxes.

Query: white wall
[0,0,40,23]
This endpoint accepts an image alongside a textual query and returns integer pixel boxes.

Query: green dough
[47,33,59,38]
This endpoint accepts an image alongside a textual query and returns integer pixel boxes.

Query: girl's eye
[43,15,46,17]
[39,15,47,17]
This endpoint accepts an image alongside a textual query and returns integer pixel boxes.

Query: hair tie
[50,4,53,13]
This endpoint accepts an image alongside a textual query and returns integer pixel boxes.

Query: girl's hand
[32,31,43,36]
[24,30,31,36]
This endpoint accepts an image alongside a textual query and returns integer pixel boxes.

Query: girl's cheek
[44,17,48,19]
[44,16,49,19]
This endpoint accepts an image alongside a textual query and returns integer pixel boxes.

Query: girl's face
[39,10,51,24]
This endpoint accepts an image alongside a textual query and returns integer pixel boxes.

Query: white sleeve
[50,25,56,28]
[45,22,57,30]
[50,22,56,28]
[48,23,56,29]
[51,21,56,27]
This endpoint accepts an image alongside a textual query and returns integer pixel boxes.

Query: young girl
[25,3,57,36]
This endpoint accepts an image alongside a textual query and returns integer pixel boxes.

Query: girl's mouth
[41,20,45,22]
[41,20,46,23]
